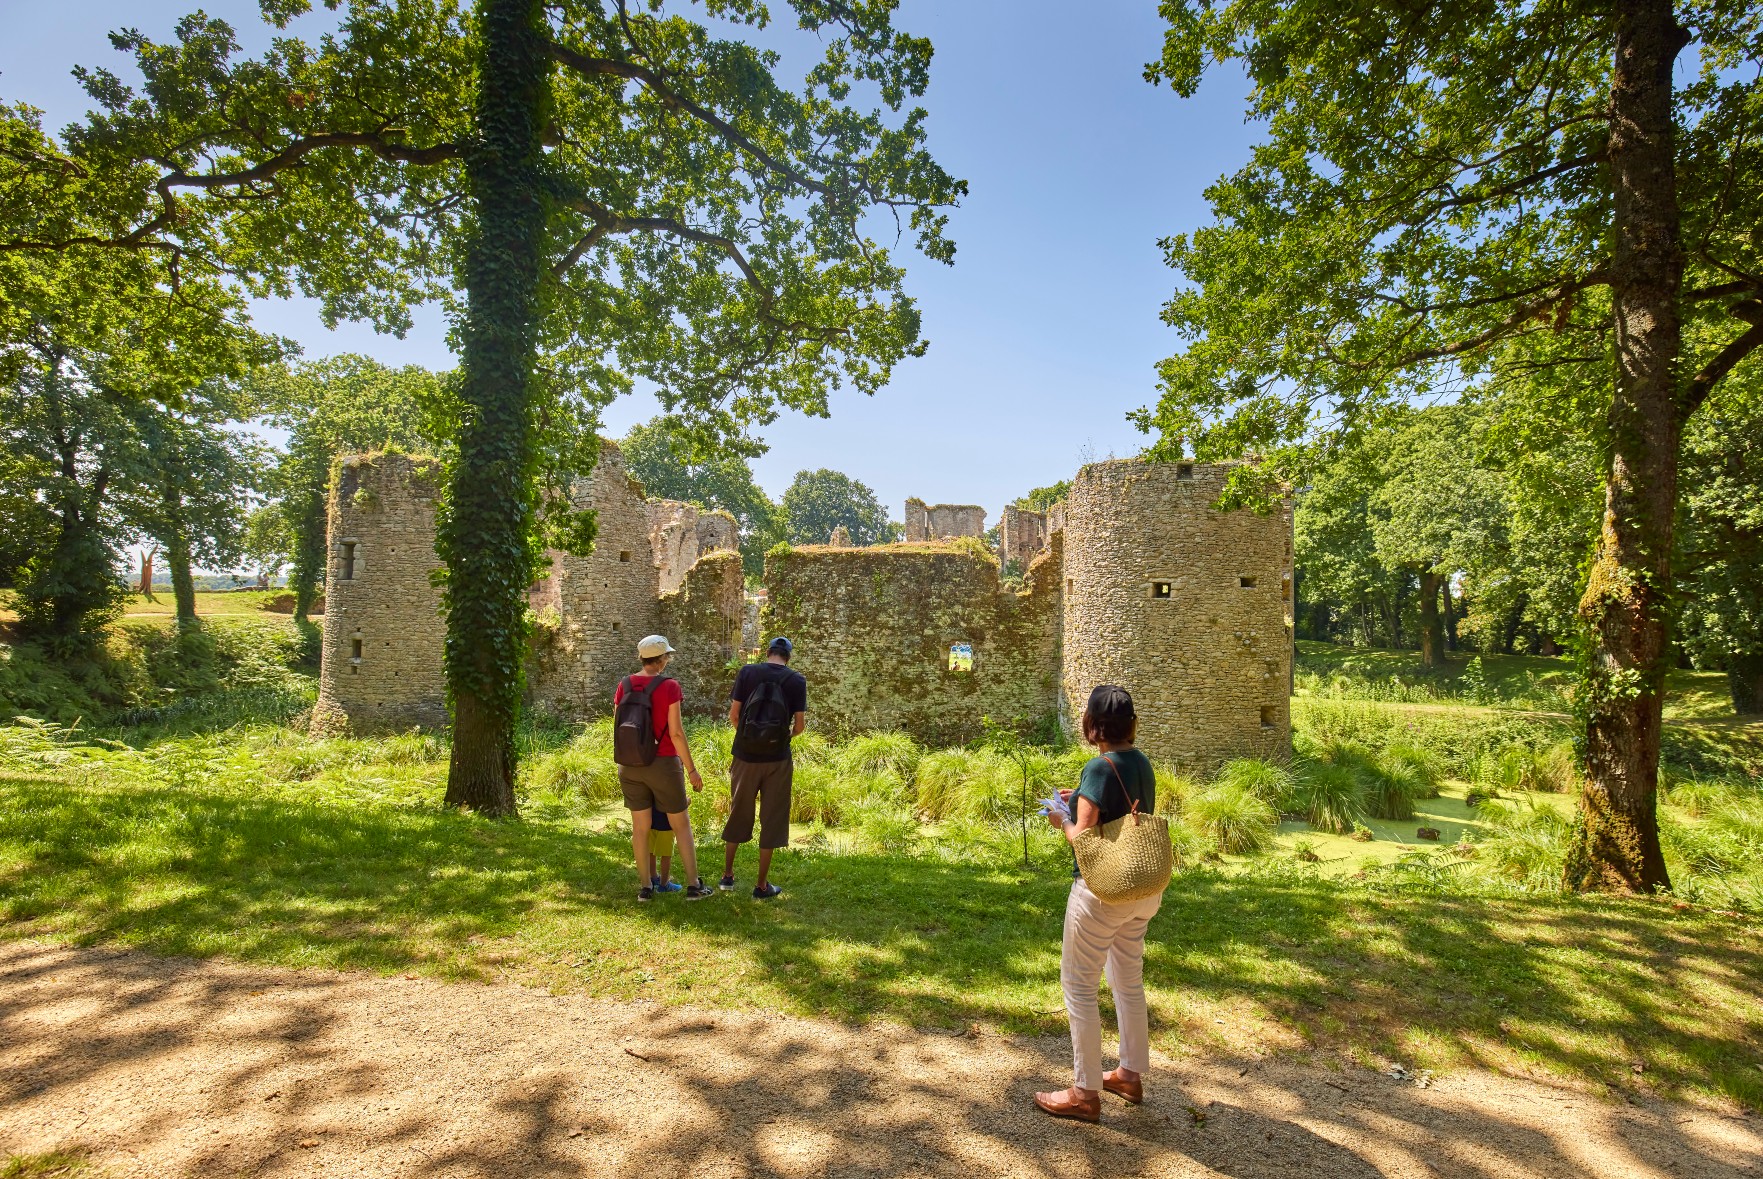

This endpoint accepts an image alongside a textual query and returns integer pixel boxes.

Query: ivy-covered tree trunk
[166,527,198,629]
[1730,652,1763,715]
[1565,0,1685,894]
[1417,568,1445,667]
[440,0,550,816]
[289,487,327,625]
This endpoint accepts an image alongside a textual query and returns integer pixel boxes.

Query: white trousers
[1061,877,1161,1092]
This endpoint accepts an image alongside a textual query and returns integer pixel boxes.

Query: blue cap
[768,636,793,655]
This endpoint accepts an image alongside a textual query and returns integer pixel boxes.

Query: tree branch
[1681,300,1763,421]
[547,41,833,200]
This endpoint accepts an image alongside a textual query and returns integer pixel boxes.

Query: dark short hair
[1082,684,1136,744]
[641,654,668,671]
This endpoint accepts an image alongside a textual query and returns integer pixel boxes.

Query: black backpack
[613,676,664,767]
[737,670,793,759]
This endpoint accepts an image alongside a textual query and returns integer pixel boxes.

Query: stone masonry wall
[762,536,1062,745]
[528,442,664,719]
[310,453,449,736]
[904,498,987,542]
[658,550,744,716]
[999,504,1049,570]
[645,499,738,595]
[1061,459,1293,771]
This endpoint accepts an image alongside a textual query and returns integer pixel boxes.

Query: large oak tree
[5,0,962,814]
[1143,0,1762,892]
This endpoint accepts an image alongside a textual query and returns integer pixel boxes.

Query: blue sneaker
[655,879,683,894]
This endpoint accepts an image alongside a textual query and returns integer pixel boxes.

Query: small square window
[1240,576,1258,589]
[619,550,631,562]
[611,621,620,631]
[1177,463,1194,480]
[1150,581,1173,599]
[1260,705,1276,728]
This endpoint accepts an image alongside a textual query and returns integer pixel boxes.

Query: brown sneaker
[1034,1087,1101,1123]
[1103,1067,1143,1104]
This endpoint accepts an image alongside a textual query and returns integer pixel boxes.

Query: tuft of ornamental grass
[1662,775,1741,818]
[1185,781,1277,855]
[522,731,622,803]
[1288,760,1370,834]
[834,731,924,782]
[1474,742,1579,796]
[1471,799,1574,889]
[1379,741,1445,798]
[1212,758,1294,803]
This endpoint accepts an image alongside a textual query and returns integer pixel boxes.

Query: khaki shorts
[619,756,688,815]
[723,758,792,850]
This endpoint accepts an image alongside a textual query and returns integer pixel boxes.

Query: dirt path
[1,941,1756,1178]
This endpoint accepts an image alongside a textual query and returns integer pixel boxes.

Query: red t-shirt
[613,675,684,758]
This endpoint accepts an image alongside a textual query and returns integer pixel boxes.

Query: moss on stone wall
[762,536,1061,745]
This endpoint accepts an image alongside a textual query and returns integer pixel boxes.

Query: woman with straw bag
[1034,684,1173,1123]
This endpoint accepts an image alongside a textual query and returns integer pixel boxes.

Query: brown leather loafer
[1103,1067,1143,1104]
[1034,1088,1101,1123]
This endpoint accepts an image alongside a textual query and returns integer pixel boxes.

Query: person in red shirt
[612,635,712,900]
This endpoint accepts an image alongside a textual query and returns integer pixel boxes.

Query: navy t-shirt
[730,661,808,762]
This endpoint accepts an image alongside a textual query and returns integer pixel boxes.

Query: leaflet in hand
[1035,794,1067,818]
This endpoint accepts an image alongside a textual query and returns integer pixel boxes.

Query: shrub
[523,733,622,803]
[1186,782,1277,854]
[835,732,924,782]
[1473,742,1579,796]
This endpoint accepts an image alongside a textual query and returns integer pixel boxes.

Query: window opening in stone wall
[1260,705,1275,728]
[1150,581,1173,599]
[1177,463,1194,480]
[1240,576,1257,588]
[351,637,364,660]
[612,620,620,632]
[619,550,631,562]
[1282,575,1292,600]
[948,643,974,673]
[341,541,356,580]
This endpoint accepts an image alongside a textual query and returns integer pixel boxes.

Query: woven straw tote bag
[1071,754,1174,903]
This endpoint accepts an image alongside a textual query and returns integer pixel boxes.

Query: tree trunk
[1442,574,1459,651]
[1418,568,1445,667]
[290,489,327,625]
[1501,593,1527,654]
[441,0,550,816]
[1564,0,1687,895]
[167,531,198,629]
[1730,652,1763,715]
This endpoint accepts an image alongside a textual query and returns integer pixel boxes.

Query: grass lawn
[1295,640,1739,720]
[122,590,312,622]
[1,760,1758,1111]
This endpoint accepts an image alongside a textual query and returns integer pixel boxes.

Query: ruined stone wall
[658,550,744,716]
[762,536,1062,745]
[902,498,987,542]
[1000,504,1049,570]
[645,499,738,594]
[1061,459,1293,771]
[310,453,448,736]
[528,441,663,719]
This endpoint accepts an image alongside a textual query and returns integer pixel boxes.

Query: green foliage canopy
[781,467,892,547]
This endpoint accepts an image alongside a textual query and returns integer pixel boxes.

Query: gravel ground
[0,940,1756,1178]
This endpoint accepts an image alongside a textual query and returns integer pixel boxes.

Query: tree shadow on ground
[2,942,1756,1178]
[1,771,1760,1113]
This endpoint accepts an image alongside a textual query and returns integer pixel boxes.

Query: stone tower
[310,453,449,735]
[1060,459,1293,769]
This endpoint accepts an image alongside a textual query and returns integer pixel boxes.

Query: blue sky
[1,1,1261,526]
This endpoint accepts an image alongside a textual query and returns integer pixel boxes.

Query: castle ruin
[313,447,1294,770]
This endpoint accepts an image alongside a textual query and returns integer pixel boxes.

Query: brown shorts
[723,758,792,849]
[618,756,688,815]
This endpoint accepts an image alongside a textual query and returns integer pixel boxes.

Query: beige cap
[637,634,676,659]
